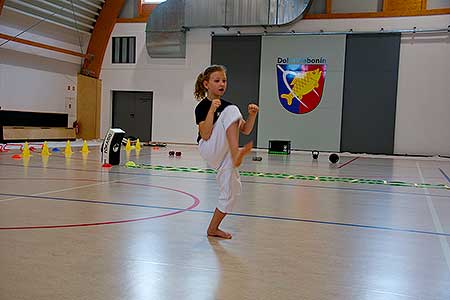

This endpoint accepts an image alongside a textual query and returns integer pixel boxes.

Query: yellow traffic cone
[42,155,49,167]
[136,139,141,151]
[65,140,73,156]
[125,139,131,152]
[22,142,31,158]
[41,141,50,156]
[81,140,89,153]
[22,155,30,168]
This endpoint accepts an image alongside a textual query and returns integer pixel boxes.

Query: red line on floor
[338,156,359,169]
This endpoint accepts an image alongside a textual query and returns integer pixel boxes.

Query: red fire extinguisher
[73,121,80,135]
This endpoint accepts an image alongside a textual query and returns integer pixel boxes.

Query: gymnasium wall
[395,32,450,155]
[0,11,86,125]
[101,15,450,156]
[0,14,404,154]
[0,58,78,113]
[100,24,205,144]
[258,35,345,151]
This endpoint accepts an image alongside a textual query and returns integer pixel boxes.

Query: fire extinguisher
[73,121,80,135]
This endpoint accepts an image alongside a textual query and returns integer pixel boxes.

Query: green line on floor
[124,161,450,191]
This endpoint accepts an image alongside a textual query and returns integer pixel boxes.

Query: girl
[194,65,259,239]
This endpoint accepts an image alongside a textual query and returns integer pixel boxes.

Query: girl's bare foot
[233,141,253,167]
[207,229,232,239]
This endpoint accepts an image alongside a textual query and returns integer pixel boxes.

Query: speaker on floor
[101,128,125,165]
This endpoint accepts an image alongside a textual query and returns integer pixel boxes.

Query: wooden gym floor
[1,142,449,300]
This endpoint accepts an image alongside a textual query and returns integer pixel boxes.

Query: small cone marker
[23,155,30,168]
[125,139,132,152]
[22,142,31,158]
[42,155,49,167]
[125,161,137,167]
[65,140,73,156]
[81,140,89,153]
[136,139,141,151]
[41,141,50,156]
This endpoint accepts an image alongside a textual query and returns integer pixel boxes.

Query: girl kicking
[194,65,259,239]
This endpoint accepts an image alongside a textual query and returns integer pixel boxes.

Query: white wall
[0,9,86,126]
[395,33,450,155]
[2,9,447,155]
[101,23,211,143]
[428,0,450,9]
[101,15,450,155]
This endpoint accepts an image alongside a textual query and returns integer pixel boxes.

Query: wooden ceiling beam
[0,33,87,58]
[81,0,126,78]
[0,0,5,16]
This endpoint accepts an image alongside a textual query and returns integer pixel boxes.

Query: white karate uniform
[198,105,243,213]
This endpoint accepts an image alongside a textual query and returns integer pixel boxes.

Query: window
[142,0,167,3]
[112,36,136,64]
[427,0,450,9]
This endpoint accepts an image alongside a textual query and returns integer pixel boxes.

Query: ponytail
[194,72,206,100]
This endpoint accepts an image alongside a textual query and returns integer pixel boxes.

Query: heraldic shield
[276,64,326,114]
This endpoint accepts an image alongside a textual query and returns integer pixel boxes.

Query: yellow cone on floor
[81,140,89,153]
[65,140,73,156]
[136,139,141,151]
[22,142,31,158]
[42,155,49,167]
[125,139,132,152]
[41,141,50,156]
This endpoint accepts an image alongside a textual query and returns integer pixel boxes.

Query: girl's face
[204,71,227,99]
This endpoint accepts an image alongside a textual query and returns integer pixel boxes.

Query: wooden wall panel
[77,74,102,140]
[326,0,332,14]
[421,0,428,10]
[2,127,76,141]
[383,0,423,11]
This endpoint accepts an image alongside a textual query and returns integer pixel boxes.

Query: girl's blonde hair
[194,65,227,100]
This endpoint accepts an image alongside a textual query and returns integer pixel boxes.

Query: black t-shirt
[195,98,232,143]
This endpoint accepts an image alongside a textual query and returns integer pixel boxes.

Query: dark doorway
[112,91,153,141]
[211,36,261,147]
[341,33,400,154]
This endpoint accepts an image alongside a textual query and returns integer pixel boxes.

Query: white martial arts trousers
[198,105,243,213]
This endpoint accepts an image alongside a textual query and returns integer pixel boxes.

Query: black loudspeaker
[268,140,291,155]
[101,128,125,165]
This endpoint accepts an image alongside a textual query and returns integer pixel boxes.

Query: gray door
[211,36,261,147]
[340,33,400,154]
[112,91,153,141]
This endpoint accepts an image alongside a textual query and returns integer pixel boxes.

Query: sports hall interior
[1,1,450,299]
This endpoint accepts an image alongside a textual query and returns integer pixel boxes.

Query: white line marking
[417,162,450,272]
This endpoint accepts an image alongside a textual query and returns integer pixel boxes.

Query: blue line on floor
[439,168,450,184]
[1,191,450,238]
[226,211,450,238]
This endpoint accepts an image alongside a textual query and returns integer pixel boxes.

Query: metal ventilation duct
[146,0,313,58]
